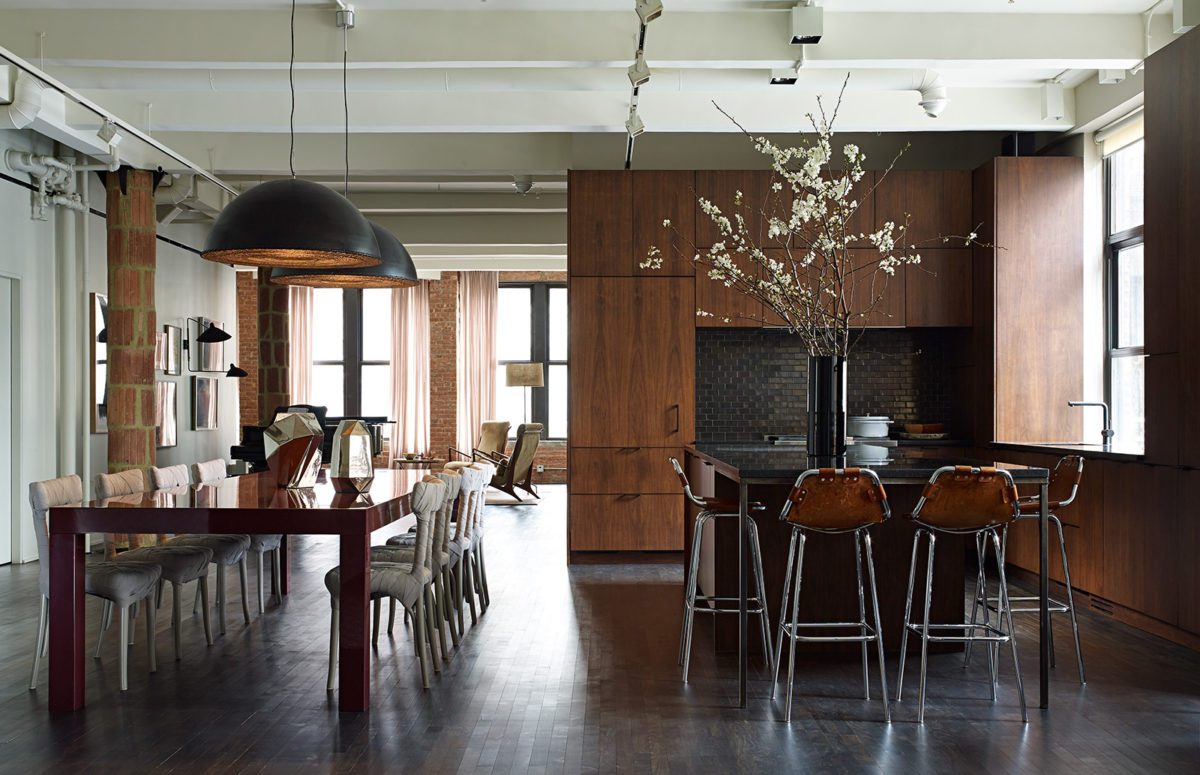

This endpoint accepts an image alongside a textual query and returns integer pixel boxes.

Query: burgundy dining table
[47,467,429,713]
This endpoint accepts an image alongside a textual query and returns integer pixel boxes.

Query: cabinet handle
[617,493,641,500]
[671,404,680,434]
[619,447,639,453]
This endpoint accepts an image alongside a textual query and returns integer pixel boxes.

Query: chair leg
[747,518,773,676]
[442,572,461,648]
[129,601,137,646]
[862,532,891,723]
[770,529,799,701]
[464,555,479,627]
[1055,515,1086,685]
[853,531,870,701]
[30,596,48,690]
[387,598,397,637]
[784,533,806,723]
[425,587,443,673]
[193,580,202,615]
[895,529,922,702]
[173,583,183,660]
[238,558,251,625]
[916,532,936,724]
[156,579,164,610]
[680,514,707,681]
[119,605,130,692]
[471,548,487,614]
[256,552,266,615]
[454,561,467,635]
[199,576,213,646]
[272,548,283,605]
[432,573,451,659]
[991,528,1028,723]
[146,590,157,674]
[477,542,492,606]
[216,564,227,635]
[413,597,431,690]
[327,604,339,692]
[95,600,111,659]
[372,598,382,647]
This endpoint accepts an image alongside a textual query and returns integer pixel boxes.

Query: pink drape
[456,271,498,453]
[390,281,431,455]
[288,286,313,404]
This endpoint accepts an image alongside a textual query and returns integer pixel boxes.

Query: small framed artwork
[154,332,167,372]
[156,380,177,448]
[192,375,219,431]
[163,324,182,376]
[189,317,225,373]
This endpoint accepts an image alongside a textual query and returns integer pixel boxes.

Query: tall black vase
[806,354,847,465]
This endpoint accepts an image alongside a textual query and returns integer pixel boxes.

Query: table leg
[49,531,86,712]
[337,530,371,712]
[278,534,290,596]
[1039,481,1050,710]
[738,482,748,709]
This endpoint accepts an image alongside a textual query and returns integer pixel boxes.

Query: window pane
[312,288,343,361]
[1111,355,1144,451]
[362,289,392,362]
[548,364,568,438]
[497,287,532,361]
[312,364,344,416]
[495,364,527,435]
[360,363,391,419]
[1115,243,1144,348]
[1108,140,1144,235]
[549,287,568,361]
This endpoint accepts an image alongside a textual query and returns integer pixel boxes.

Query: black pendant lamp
[270,222,418,288]
[200,0,380,270]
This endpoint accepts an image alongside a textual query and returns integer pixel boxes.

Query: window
[495,283,568,439]
[1105,139,1145,449]
[310,288,393,425]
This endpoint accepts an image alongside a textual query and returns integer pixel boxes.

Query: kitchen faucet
[1068,400,1114,448]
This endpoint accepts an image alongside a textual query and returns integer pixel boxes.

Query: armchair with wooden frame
[448,420,511,464]
[480,422,543,502]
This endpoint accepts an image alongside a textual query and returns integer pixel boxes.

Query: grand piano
[231,404,389,471]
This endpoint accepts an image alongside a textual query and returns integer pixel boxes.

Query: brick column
[428,273,459,460]
[235,271,260,428]
[257,269,290,424]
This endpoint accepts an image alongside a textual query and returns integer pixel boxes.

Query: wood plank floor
[0,485,1197,773]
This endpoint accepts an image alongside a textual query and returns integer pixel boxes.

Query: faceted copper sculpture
[264,412,324,489]
[330,419,375,493]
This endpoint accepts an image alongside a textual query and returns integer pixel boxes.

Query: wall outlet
[536,464,545,473]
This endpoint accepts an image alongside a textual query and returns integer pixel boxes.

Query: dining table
[47,467,429,714]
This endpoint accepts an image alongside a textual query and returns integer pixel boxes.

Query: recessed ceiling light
[770,69,798,85]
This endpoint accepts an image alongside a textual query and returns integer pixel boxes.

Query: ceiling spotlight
[628,52,651,87]
[1041,82,1066,121]
[790,3,823,45]
[770,69,799,85]
[626,110,646,137]
[97,118,122,147]
[636,0,664,25]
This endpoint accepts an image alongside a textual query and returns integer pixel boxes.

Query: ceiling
[0,1,1168,11]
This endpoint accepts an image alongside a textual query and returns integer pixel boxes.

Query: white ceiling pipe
[0,70,46,129]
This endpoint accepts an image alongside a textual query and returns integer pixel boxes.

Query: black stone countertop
[990,440,1144,463]
[689,442,1050,483]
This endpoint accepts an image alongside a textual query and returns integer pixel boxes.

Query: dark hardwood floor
[1,485,1197,773]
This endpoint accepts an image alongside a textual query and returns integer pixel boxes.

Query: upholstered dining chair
[325,476,447,690]
[28,475,162,692]
[94,469,214,660]
[149,464,252,634]
[450,463,490,629]
[482,422,542,502]
[192,458,283,614]
[447,419,510,464]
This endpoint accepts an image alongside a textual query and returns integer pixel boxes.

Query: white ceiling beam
[366,212,566,247]
[344,191,566,214]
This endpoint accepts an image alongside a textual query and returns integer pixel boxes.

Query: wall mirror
[187,317,225,373]
[90,292,107,434]
[163,324,182,376]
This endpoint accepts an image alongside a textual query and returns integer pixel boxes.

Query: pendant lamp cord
[288,0,296,179]
[343,22,350,197]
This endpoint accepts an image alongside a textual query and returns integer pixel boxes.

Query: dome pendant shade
[202,179,382,269]
[269,222,419,288]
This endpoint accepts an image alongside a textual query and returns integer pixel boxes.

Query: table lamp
[505,362,544,425]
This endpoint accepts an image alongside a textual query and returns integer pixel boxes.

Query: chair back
[95,469,148,499]
[28,475,84,597]
[668,457,706,508]
[912,466,1020,532]
[477,421,510,457]
[500,423,542,485]
[1047,455,1084,509]
[781,468,890,532]
[435,470,463,557]
[192,458,228,484]
[150,464,191,490]
[408,476,446,573]
[472,461,493,531]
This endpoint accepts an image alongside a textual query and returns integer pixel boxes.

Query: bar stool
[668,457,773,683]
[897,465,1027,724]
[770,467,892,723]
[966,454,1086,684]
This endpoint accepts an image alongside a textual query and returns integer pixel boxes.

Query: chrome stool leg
[770,529,799,700]
[895,528,922,702]
[746,517,774,675]
[1054,514,1086,684]
[853,531,870,701]
[964,532,985,667]
[783,532,806,723]
[917,531,936,724]
[680,513,709,683]
[991,528,1028,722]
[862,532,891,723]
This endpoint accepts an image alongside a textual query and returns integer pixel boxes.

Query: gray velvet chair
[29,475,162,692]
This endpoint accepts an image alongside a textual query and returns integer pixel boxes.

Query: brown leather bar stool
[966,454,1086,684]
[897,465,1027,724]
[669,458,773,684]
[769,467,892,723]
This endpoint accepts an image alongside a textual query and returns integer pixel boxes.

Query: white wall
[0,129,235,563]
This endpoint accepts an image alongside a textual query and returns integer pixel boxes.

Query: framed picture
[90,293,108,434]
[188,317,225,373]
[155,380,177,448]
[191,376,219,431]
[163,324,182,376]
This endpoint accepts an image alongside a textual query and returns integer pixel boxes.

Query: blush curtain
[288,286,313,404]
[456,271,499,453]
[390,281,431,455]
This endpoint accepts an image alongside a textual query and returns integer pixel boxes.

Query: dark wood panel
[874,170,972,245]
[695,250,762,328]
[1144,353,1179,466]
[1144,37,1181,355]
[568,170,632,276]
[569,447,683,494]
[568,494,683,551]
[1179,470,1200,634]
[904,249,972,327]
[695,170,790,248]
[1171,33,1200,467]
[847,249,905,327]
[1100,461,1179,624]
[568,278,694,447]
[632,171,696,277]
[970,162,997,443]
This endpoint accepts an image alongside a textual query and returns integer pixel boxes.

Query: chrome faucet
[1068,400,1114,447]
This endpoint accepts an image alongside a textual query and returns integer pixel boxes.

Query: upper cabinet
[568,170,632,276]
[875,170,973,245]
[695,170,792,248]
[633,171,696,277]
[905,249,973,327]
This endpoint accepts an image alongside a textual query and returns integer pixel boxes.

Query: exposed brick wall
[235,271,259,429]
[256,269,290,424]
[498,271,568,283]
[428,273,459,460]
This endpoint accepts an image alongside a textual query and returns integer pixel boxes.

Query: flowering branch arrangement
[641,82,982,358]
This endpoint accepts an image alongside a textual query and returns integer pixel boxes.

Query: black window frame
[497,282,568,440]
[1103,139,1145,441]
[311,288,390,418]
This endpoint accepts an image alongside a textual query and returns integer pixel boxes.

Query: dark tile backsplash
[695,328,968,442]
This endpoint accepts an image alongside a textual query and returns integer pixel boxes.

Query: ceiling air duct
[0,70,46,130]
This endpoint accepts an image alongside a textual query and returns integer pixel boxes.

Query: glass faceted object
[330,419,375,493]
[264,412,324,489]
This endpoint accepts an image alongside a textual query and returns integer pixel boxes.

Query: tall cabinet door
[569,277,695,446]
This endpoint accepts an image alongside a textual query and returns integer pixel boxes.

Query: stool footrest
[978,594,1070,615]
[904,621,1011,643]
[783,621,878,644]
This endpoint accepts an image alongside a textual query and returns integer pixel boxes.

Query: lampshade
[196,322,231,343]
[268,222,419,288]
[226,363,248,378]
[201,178,382,269]
[505,362,544,388]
